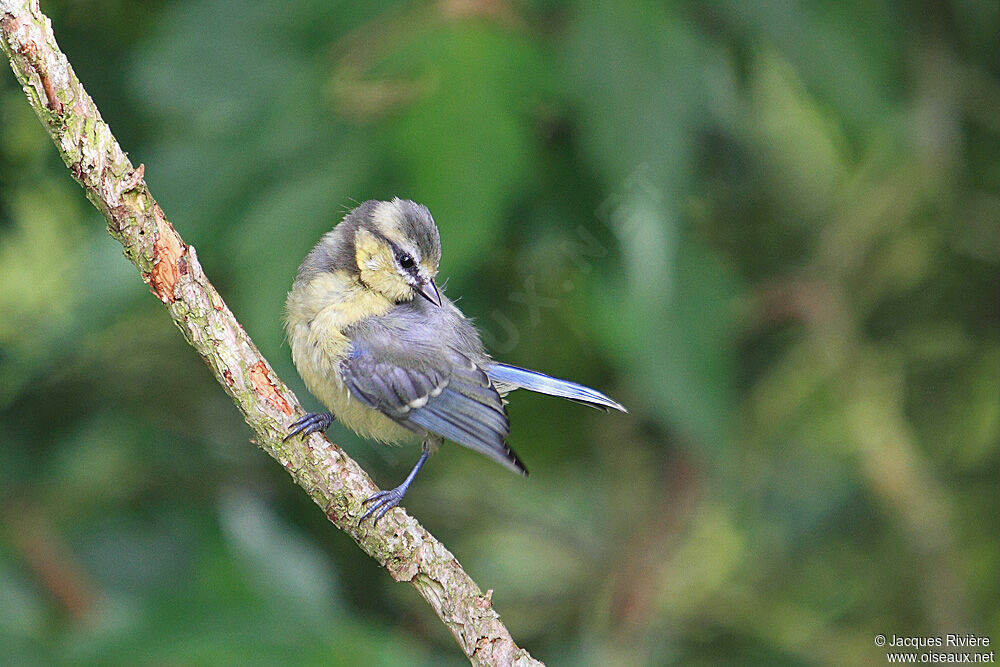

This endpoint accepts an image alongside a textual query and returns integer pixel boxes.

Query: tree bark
[0,2,541,664]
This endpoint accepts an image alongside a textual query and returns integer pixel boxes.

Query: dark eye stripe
[378,235,420,274]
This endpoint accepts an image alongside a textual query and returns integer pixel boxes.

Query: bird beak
[415,279,441,306]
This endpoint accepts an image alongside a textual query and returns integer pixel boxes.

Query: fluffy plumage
[285,198,625,522]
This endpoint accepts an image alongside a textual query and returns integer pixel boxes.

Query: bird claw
[359,486,407,525]
[284,412,334,441]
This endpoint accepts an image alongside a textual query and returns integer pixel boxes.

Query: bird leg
[359,437,437,524]
[284,411,335,441]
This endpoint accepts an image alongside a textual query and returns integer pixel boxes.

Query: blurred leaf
[384,21,549,280]
[747,47,849,221]
[218,490,341,616]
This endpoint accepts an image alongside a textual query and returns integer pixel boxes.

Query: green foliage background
[2,1,999,664]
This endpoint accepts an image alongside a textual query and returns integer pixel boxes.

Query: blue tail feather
[485,363,627,413]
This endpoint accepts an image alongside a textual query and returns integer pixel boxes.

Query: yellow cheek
[361,268,412,302]
[355,228,413,302]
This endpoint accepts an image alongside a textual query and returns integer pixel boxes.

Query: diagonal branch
[0,2,541,664]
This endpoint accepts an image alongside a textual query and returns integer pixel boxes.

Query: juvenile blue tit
[284,198,626,523]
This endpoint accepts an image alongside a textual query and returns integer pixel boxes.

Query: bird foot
[284,412,334,441]
[359,485,407,524]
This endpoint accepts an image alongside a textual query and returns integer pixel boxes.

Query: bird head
[297,198,442,306]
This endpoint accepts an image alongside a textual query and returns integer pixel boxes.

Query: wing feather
[340,340,527,475]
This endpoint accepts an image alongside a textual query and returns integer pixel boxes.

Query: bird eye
[397,253,415,269]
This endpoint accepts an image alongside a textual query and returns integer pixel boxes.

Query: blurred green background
[2,0,999,664]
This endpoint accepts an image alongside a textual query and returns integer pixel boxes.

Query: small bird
[284,198,626,523]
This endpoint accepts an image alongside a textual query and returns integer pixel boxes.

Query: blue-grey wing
[340,339,527,476]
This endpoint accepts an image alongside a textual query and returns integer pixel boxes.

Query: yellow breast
[285,270,417,445]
